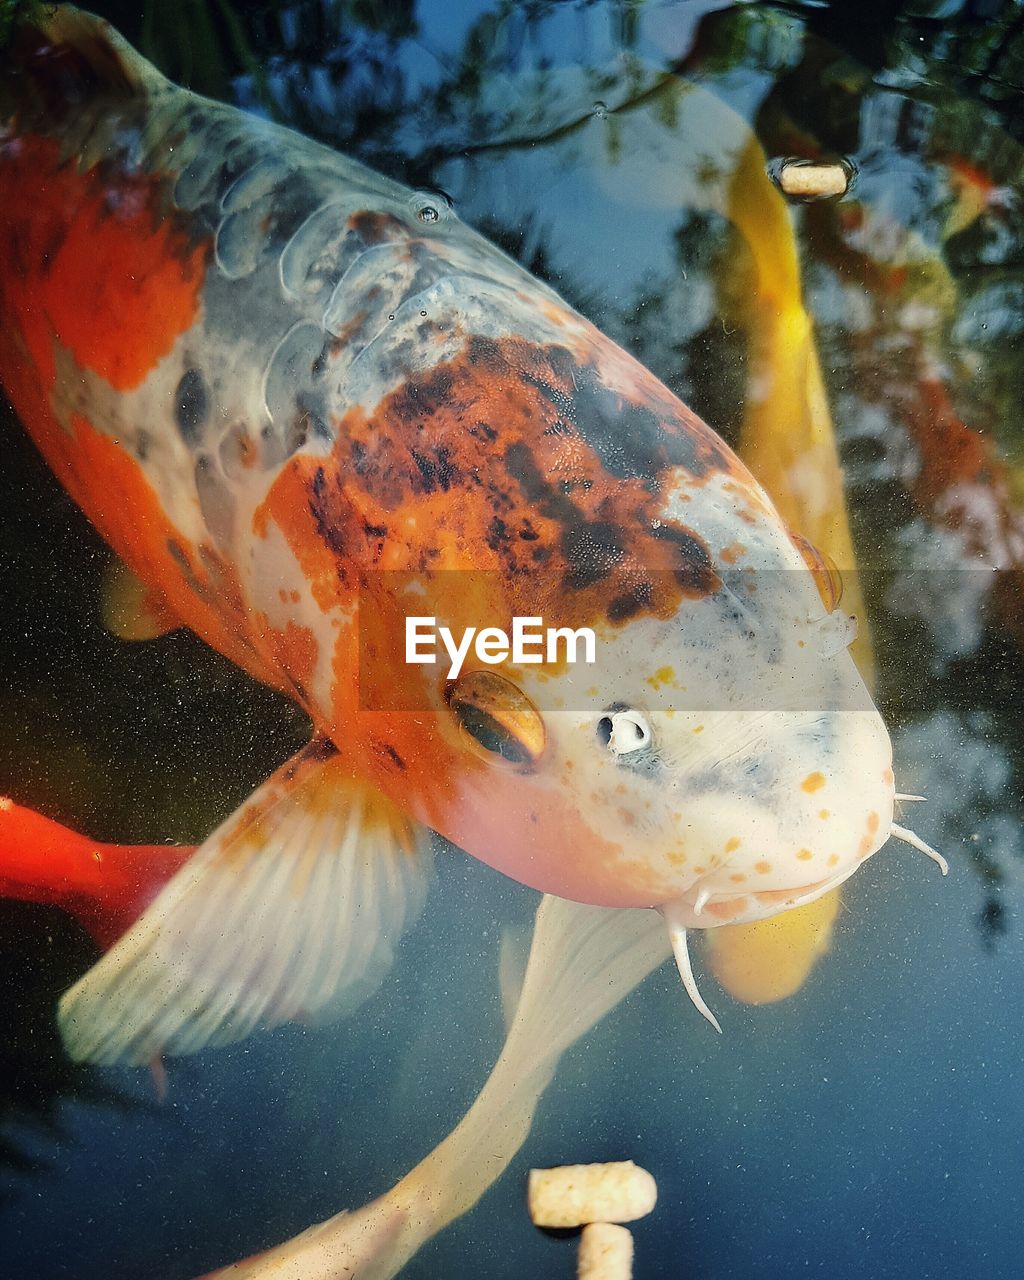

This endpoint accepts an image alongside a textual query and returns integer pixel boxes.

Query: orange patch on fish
[0,135,207,392]
[801,771,826,793]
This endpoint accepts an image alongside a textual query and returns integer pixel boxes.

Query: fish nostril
[596,716,613,747]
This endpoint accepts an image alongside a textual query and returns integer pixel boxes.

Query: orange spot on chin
[801,771,826,794]
[754,860,772,874]
[867,811,879,833]
[827,853,840,867]
[882,767,894,785]
[692,724,705,734]
[729,872,747,884]
[724,837,741,853]
[719,542,746,565]
[796,848,813,861]
[858,835,873,858]
[819,809,830,820]
[694,865,707,875]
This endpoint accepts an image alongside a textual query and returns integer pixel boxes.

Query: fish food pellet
[527,1161,657,1228]
[578,1222,634,1280]
[777,161,850,199]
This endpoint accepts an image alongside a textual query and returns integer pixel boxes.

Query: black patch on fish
[410,446,458,494]
[306,738,339,764]
[467,336,507,372]
[561,522,625,589]
[175,368,209,443]
[311,344,329,380]
[526,354,733,484]
[608,580,654,623]
[487,515,509,550]
[9,23,138,121]
[504,441,624,590]
[390,368,455,424]
[308,466,347,557]
[653,523,719,594]
[374,740,406,771]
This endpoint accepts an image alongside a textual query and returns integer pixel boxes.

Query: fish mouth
[667,864,859,931]
[660,864,860,1036]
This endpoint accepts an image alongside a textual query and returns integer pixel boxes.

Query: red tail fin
[0,797,192,948]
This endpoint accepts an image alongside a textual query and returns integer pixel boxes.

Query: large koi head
[278,274,925,961]
[309,301,947,1031]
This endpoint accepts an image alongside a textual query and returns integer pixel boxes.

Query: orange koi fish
[0,7,944,1062]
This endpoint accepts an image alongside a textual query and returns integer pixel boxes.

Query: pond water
[2,1,1024,1276]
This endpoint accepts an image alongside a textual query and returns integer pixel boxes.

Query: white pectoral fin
[58,740,432,1065]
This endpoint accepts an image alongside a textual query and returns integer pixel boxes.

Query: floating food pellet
[578,1222,634,1280]
[774,158,852,201]
[527,1161,657,1228]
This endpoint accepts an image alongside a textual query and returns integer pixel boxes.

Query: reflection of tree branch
[417,60,686,175]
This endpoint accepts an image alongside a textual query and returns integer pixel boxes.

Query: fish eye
[447,669,545,767]
[409,189,453,224]
[597,708,652,755]
[788,529,843,613]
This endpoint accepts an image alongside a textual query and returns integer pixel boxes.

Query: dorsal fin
[4,5,165,109]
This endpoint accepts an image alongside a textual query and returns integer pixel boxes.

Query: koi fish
[0,6,944,1063]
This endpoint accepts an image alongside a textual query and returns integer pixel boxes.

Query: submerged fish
[0,6,943,1062]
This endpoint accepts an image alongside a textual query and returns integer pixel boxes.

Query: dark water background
[3,0,1024,1275]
